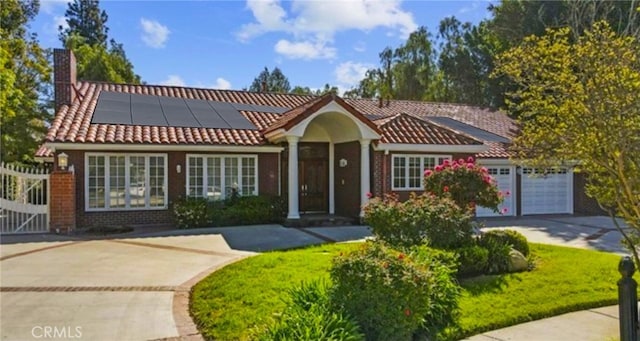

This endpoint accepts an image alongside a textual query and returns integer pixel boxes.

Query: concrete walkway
[0,217,630,340]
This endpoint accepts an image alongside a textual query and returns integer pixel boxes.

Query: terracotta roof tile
[43,81,517,158]
[377,113,482,145]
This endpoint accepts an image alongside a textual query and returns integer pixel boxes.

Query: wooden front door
[299,159,328,213]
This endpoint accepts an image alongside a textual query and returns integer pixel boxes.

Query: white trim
[476,158,512,165]
[375,143,487,153]
[329,142,335,214]
[185,154,259,200]
[46,142,284,153]
[359,139,371,217]
[287,136,300,219]
[267,101,381,142]
[391,154,452,191]
[84,153,168,212]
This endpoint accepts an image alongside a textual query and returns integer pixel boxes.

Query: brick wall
[49,170,76,232]
[53,49,76,111]
[60,149,281,228]
[374,152,473,201]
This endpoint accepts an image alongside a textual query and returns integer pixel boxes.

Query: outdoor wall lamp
[57,152,69,170]
[339,158,348,168]
[176,164,182,174]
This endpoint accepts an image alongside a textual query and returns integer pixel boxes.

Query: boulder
[508,249,528,272]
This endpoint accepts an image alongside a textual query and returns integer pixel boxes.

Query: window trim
[185,154,259,200]
[84,153,168,212]
[391,154,452,191]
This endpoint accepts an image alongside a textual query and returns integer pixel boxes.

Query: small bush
[257,280,363,341]
[456,245,490,277]
[478,234,512,274]
[481,230,530,256]
[172,195,286,228]
[363,193,474,249]
[172,198,209,229]
[330,241,459,341]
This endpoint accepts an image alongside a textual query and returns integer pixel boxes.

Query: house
[38,49,602,230]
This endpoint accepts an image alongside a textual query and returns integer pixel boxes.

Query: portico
[264,95,380,223]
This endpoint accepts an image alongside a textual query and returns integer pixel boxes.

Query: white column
[328,142,335,214]
[287,136,300,220]
[360,139,371,217]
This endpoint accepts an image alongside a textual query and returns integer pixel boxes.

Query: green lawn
[190,243,625,341]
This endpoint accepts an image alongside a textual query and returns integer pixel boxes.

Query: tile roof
[375,113,482,145]
[39,81,518,159]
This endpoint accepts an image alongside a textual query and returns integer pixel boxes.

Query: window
[392,154,452,190]
[186,155,258,200]
[85,154,167,211]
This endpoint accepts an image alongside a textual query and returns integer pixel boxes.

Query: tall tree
[1,0,51,163]
[494,22,640,264]
[58,0,109,46]
[392,27,436,101]
[59,0,140,83]
[248,67,291,93]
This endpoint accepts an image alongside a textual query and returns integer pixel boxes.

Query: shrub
[481,229,530,256]
[363,192,474,249]
[172,198,209,229]
[330,241,460,341]
[257,280,363,341]
[455,245,490,277]
[423,157,505,214]
[172,195,286,228]
[478,234,512,274]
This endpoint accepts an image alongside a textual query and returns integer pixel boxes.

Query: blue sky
[33,0,493,92]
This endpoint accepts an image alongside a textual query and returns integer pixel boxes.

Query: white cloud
[274,39,336,60]
[212,77,232,90]
[334,61,373,88]
[140,18,170,48]
[238,0,417,59]
[40,0,71,15]
[353,41,366,53]
[160,75,185,86]
[54,15,68,32]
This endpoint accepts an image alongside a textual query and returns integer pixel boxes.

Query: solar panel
[92,91,260,130]
[211,102,256,130]
[186,99,230,129]
[427,117,510,143]
[92,93,132,124]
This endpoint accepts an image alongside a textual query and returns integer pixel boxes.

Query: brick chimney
[53,49,77,111]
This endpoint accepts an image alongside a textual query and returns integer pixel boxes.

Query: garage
[521,168,573,215]
[476,166,515,217]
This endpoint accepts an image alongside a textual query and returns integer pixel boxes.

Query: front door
[299,159,328,213]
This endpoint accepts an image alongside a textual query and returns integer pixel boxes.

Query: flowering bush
[423,157,505,214]
[330,241,459,341]
[363,192,474,249]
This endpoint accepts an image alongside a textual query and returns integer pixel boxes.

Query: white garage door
[476,166,515,217]
[521,168,573,215]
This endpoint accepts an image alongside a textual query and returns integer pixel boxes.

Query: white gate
[0,162,50,234]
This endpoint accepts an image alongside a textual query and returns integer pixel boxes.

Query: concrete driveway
[0,234,254,341]
[0,217,629,340]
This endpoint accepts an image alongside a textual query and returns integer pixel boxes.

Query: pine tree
[248,67,291,93]
[59,0,109,46]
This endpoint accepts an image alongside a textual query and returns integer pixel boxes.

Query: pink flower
[366,192,373,199]
[481,167,488,173]
[505,190,511,196]
[443,159,450,166]
[424,169,433,177]
[458,158,465,165]
[435,165,443,172]
[452,163,460,170]
[467,156,475,163]
[501,208,508,214]
[443,186,449,192]
[466,163,474,169]
[498,191,503,197]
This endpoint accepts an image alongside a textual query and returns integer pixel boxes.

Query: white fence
[0,162,50,234]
